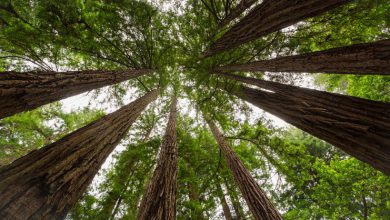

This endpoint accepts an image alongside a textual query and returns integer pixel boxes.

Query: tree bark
[0,69,152,119]
[205,0,351,56]
[219,72,390,175]
[216,40,390,75]
[218,0,257,28]
[0,89,159,220]
[137,97,178,220]
[206,119,282,220]
[216,182,233,220]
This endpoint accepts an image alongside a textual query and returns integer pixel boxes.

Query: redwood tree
[206,119,282,220]
[216,40,390,75]
[205,0,351,56]
[219,72,390,175]
[0,89,159,220]
[218,0,257,28]
[137,97,178,220]
[0,69,152,119]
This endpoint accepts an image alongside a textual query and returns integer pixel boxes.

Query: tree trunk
[216,182,233,220]
[216,40,390,74]
[205,0,351,56]
[137,97,178,220]
[206,119,282,220]
[0,69,152,119]
[218,0,257,28]
[223,177,244,220]
[220,72,390,175]
[0,89,159,220]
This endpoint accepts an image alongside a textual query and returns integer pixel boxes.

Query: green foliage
[1,0,389,219]
[0,103,103,166]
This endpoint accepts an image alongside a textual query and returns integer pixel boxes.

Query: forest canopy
[0,0,389,219]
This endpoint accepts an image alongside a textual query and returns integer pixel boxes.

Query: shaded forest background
[0,0,389,219]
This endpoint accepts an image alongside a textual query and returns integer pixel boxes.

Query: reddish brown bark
[218,0,257,28]
[220,72,390,175]
[217,40,390,74]
[0,89,159,220]
[137,97,178,220]
[0,69,152,119]
[206,120,282,220]
[205,0,351,56]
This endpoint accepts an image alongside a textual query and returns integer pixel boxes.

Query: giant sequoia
[206,119,282,220]
[0,89,159,219]
[205,0,351,56]
[1,0,389,219]
[218,72,390,175]
[137,97,178,220]
[217,40,390,75]
[0,69,152,119]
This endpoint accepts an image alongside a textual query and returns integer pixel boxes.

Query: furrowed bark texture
[137,97,178,220]
[217,40,390,74]
[205,0,351,56]
[218,0,257,28]
[207,120,282,220]
[0,89,159,220]
[0,69,152,119]
[220,72,390,175]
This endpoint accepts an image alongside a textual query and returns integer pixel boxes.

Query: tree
[0,103,103,166]
[137,97,178,220]
[0,69,152,119]
[206,119,282,220]
[218,0,257,28]
[0,89,159,219]
[216,180,234,220]
[218,72,390,175]
[216,39,390,75]
[205,0,352,56]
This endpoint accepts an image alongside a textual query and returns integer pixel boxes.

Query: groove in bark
[216,40,390,74]
[0,69,153,119]
[218,0,257,28]
[205,0,351,56]
[0,89,159,220]
[206,119,282,220]
[137,97,178,220]
[219,72,390,175]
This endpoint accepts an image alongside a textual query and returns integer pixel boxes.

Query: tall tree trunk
[206,119,282,220]
[219,72,390,175]
[223,177,244,220]
[205,0,351,56]
[137,97,178,220]
[216,40,390,75]
[0,69,152,119]
[216,182,233,220]
[218,0,257,28]
[0,89,159,220]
